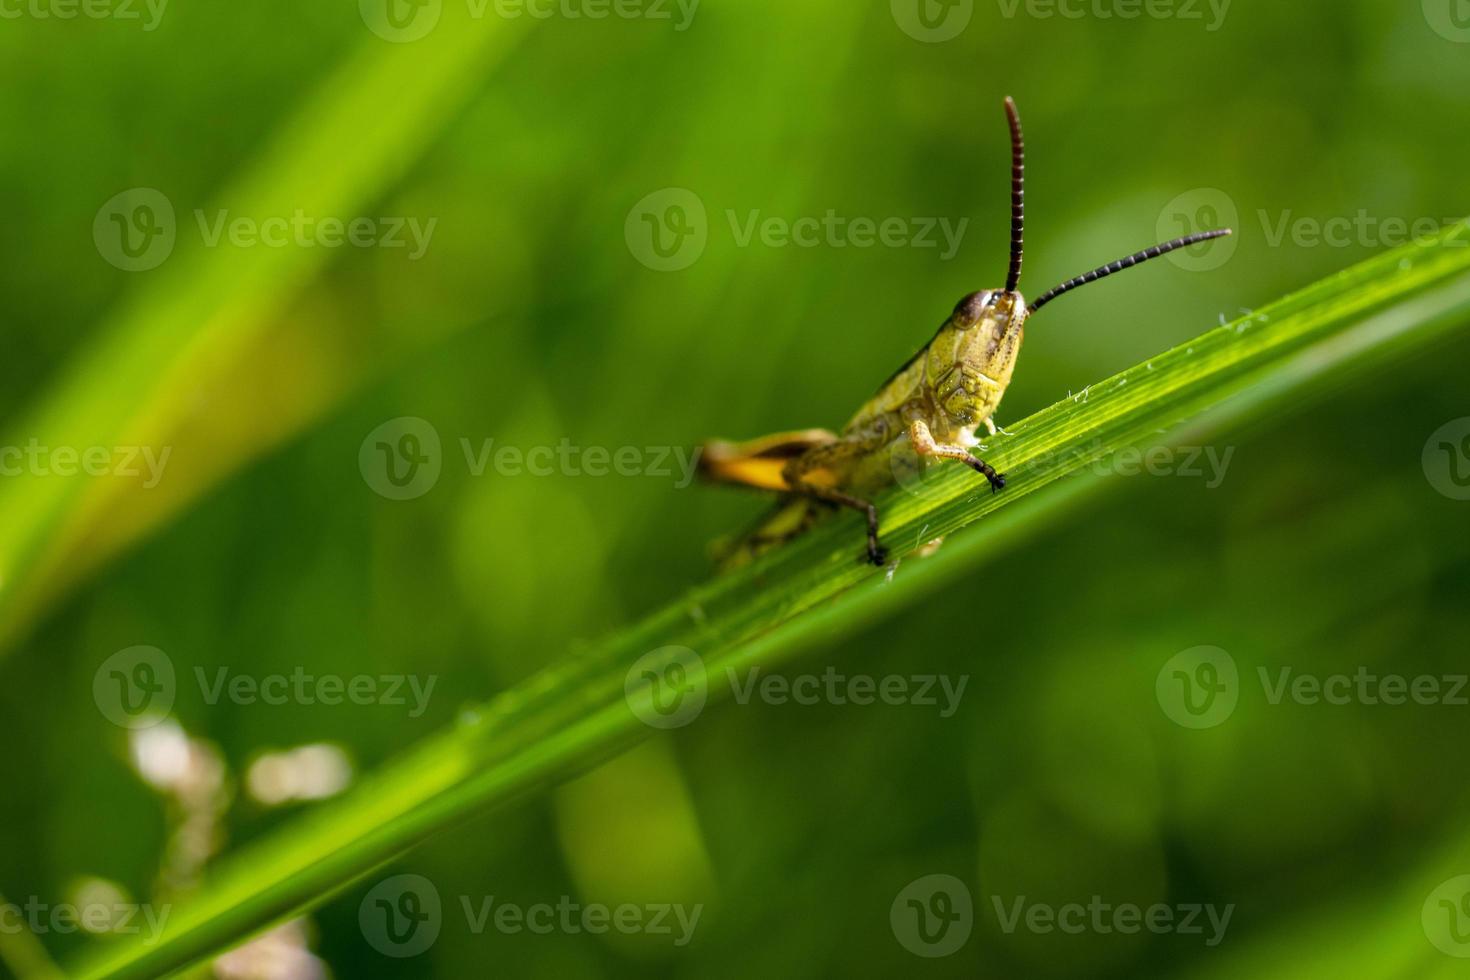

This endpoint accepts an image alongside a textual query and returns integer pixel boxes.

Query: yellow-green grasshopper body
[700,98,1231,568]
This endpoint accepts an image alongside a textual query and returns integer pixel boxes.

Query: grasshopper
[700,97,1232,568]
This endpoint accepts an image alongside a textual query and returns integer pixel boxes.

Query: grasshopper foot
[965,456,1007,493]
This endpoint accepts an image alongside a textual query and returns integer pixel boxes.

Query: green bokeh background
[3,1,1470,977]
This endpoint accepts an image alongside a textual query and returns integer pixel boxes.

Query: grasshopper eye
[952,290,994,328]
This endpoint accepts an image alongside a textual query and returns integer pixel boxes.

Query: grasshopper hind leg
[705,427,895,568]
[712,497,832,571]
[780,434,894,566]
[782,480,886,566]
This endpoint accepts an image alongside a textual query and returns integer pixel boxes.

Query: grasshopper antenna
[1026,229,1233,315]
[1003,96,1025,294]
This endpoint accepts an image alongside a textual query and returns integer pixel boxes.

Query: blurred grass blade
[0,11,530,655]
[0,891,61,980]
[1183,829,1470,979]
[69,221,1470,979]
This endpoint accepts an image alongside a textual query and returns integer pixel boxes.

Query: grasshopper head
[920,97,1233,430]
[924,288,1029,428]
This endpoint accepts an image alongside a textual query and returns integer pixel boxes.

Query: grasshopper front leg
[908,419,1007,492]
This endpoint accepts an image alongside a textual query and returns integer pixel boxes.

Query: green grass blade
[1179,828,1470,979]
[67,220,1470,979]
[0,12,530,654]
